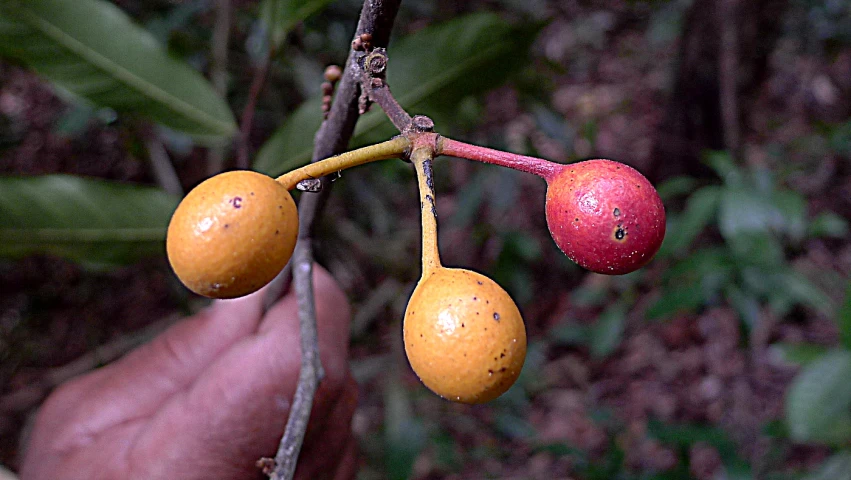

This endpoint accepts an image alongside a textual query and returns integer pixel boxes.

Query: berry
[166,170,298,299]
[545,159,665,275]
[403,268,526,404]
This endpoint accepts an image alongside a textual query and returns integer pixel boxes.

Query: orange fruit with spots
[166,170,298,299]
[403,267,526,404]
[545,159,666,275]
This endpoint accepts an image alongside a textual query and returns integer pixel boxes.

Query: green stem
[411,146,441,276]
[275,136,410,190]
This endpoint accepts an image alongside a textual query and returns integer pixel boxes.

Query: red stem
[438,137,562,181]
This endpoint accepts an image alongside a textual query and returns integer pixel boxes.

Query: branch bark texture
[266,1,402,479]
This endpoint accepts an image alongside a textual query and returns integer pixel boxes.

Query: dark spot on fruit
[462,323,465,327]
[423,159,435,192]
[500,353,505,358]
[493,312,500,322]
[250,192,255,196]
[420,334,423,337]
[613,208,621,217]
[477,281,483,285]
[615,227,627,241]
[275,229,279,235]
[488,369,494,375]
[230,197,243,208]
[224,223,230,229]
[473,296,478,301]
[500,367,507,372]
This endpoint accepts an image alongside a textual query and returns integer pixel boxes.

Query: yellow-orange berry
[166,170,298,299]
[403,268,526,404]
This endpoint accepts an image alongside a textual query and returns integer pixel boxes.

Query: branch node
[411,115,435,133]
[364,48,388,77]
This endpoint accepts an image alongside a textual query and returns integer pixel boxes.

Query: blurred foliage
[0,0,237,141]
[649,151,845,329]
[784,284,851,442]
[0,175,178,268]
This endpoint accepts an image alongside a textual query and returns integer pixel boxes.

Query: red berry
[545,159,665,275]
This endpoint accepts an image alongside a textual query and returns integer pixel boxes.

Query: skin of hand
[20,265,358,480]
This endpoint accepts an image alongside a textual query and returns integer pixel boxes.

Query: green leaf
[665,247,735,281]
[809,211,850,238]
[726,285,761,329]
[704,150,744,186]
[590,302,628,358]
[658,185,720,257]
[0,0,237,141]
[805,452,851,480]
[840,281,851,350]
[771,343,830,366]
[384,372,426,480]
[259,0,334,51]
[548,323,591,346]
[0,175,178,267]
[718,182,806,246]
[786,350,851,444]
[255,13,541,175]
[727,232,785,268]
[767,269,835,318]
[647,420,738,459]
[649,248,736,320]
[646,282,705,319]
[655,175,699,201]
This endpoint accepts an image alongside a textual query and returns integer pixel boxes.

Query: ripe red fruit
[545,159,665,275]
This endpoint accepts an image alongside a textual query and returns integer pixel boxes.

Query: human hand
[21,265,357,480]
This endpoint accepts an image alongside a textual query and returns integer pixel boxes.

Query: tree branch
[262,1,402,478]
[359,48,411,132]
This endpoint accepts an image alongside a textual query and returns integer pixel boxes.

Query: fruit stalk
[411,146,442,275]
[438,137,562,180]
[275,136,410,190]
